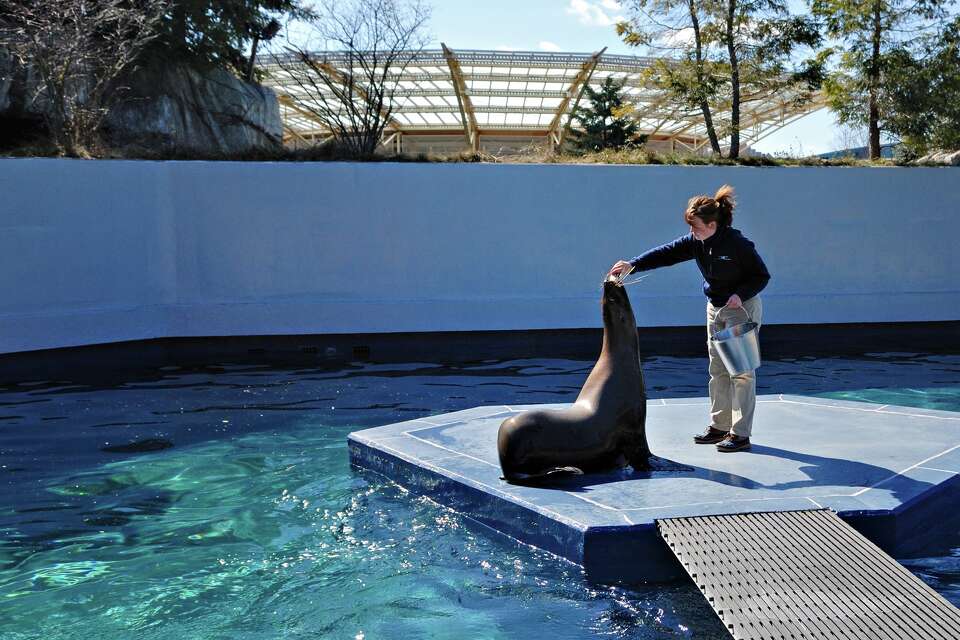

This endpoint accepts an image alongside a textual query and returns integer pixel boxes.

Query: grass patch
[0,138,920,167]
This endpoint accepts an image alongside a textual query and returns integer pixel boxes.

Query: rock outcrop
[0,53,282,155]
[0,50,13,113]
[915,149,960,166]
[105,63,282,154]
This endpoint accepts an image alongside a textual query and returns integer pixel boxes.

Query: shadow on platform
[529,445,932,508]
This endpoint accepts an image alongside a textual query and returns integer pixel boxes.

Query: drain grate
[657,509,960,639]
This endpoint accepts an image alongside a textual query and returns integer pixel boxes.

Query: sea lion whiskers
[601,272,629,290]
[607,270,649,288]
[619,274,650,287]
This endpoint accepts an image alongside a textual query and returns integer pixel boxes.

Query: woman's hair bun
[684,184,737,227]
[714,184,735,226]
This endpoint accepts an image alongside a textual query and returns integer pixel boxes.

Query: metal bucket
[710,304,761,375]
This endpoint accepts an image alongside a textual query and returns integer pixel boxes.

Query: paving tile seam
[592,494,834,513]
[918,466,959,474]
[364,438,478,477]
[778,397,960,420]
[879,410,960,421]
[562,488,885,513]
[415,417,476,428]
[562,491,634,516]
[401,430,501,469]
[851,443,960,497]
[417,406,514,425]
[362,437,589,529]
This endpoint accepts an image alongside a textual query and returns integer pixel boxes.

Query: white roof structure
[261,46,825,154]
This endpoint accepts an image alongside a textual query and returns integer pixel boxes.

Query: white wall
[1,159,958,354]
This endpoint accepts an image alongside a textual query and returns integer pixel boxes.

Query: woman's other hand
[608,260,634,278]
[726,294,743,309]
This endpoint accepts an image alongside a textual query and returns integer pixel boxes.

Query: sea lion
[497,276,653,484]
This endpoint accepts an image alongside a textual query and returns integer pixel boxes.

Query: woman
[608,185,770,453]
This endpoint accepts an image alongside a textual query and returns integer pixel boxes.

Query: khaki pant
[707,296,762,438]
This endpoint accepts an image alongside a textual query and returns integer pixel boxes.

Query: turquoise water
[1,353,959,639]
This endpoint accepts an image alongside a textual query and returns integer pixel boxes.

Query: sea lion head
[601,276,639,350]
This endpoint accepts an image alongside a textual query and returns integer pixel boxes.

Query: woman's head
[684,185,736,240]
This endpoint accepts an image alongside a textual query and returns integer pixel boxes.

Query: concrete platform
[348,394,960,583]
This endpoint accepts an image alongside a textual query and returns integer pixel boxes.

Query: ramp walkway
[658,509,960,640]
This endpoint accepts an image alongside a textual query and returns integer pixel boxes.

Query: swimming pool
[1,353,959,639]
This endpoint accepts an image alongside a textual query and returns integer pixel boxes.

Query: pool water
[1,353,959,639]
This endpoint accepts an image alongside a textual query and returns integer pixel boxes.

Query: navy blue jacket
[629,226,770,307]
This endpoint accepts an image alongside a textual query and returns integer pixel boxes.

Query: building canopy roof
[261,46,824,152]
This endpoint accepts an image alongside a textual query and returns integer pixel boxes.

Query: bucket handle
[718,302,752,324]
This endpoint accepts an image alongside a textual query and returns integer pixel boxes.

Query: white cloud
[539,40,562,52]
[659,27,696,48]
[566,0,624,27]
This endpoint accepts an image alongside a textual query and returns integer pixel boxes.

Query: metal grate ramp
[657,509,960,640]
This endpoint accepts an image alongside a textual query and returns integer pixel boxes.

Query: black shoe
[716,434,751,452]
[694,426,729,444]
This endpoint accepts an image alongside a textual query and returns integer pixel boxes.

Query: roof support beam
[267,49,826,152]
[631,92,675,122]
[282,127,310,145]
[668,87,785,138]
[547,47,606,149]
[278,94,333,131]
[441,43,479,152]
[738,98,826,147]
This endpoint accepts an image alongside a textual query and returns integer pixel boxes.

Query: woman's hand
[608,260,634,278]
[726,294,743,309]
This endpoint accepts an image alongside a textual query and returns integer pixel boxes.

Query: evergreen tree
[567,77,643,152]
[881,16,960,155]
[154,1,311,76]
[812,0,950,159]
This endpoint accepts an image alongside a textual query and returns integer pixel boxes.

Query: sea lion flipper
[502,466,584,485]
[622,431,653,470]
[543,466,584,477]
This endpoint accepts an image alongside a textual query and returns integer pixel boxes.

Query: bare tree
[270,0,431,157]
[618,0,725,155]
[0,0,167,157]
[831,122,868,155]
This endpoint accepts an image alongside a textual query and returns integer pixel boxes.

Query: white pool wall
[1,159,957,354]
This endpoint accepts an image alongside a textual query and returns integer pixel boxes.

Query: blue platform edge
[348,394,960,583]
